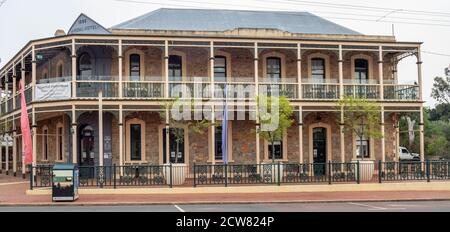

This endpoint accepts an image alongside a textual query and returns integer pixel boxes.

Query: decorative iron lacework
[122,40,165,45]
[75,39,119,45]
[35,40,73,49]
[169,41,210,46]
[258,43,297,48]
[342,45,379,50]
[214,42,254,47]
[301,44,339,49]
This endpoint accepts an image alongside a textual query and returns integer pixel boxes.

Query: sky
[1,0,449,107]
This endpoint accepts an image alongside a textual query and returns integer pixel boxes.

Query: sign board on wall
[35,82,71,101]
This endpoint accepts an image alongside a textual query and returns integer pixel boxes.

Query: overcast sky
[1,0,449,106]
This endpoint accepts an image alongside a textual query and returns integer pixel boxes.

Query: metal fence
[29,160,450,189]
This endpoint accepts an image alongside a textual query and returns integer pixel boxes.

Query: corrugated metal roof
[112,8,362,35]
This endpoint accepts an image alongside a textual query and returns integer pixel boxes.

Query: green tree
[431,76,450,104]
[337,96,383,160]
[257,96,294,163]
[427,135,449,158]
[159,99,212,163]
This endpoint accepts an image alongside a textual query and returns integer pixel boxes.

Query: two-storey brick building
[0,9,424,179]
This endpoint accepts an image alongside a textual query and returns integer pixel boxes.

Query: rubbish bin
[52,164,79,202]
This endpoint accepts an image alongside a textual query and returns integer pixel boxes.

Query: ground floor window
[130,124,142,161]
[56,125,64,161]
[215,126,223,161]
[268,140,283,160]
[126,118,146,162]
[42,126,49,161]
[356,135,370,159]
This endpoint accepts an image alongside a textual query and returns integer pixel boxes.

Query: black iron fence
[29,160,450,189]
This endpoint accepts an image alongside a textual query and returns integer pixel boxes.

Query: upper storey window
[266,57,281,80]
[355,59,369,84]
[214,56,227,82]
[311,58,325,80]
[169,55,182,81]
[78,53,92,80]
[130,54,141,81]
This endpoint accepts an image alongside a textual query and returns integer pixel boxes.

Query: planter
[353,160,375,182]
[164,163,188,186]
[261,163,284,183]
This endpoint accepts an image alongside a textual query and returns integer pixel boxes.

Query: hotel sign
[36,82,71,101]
[68,14,110,35]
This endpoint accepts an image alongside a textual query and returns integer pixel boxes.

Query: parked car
[399,147,420,161]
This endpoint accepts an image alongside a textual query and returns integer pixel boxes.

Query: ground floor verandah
[0,103,425,179]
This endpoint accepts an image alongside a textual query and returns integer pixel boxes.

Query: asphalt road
[1,201,450,212]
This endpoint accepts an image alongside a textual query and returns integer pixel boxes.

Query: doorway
[79,125,95,167]
[163,128,185,164]
[313,127,327,176]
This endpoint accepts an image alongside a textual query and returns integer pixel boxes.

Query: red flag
[19,82,32,165]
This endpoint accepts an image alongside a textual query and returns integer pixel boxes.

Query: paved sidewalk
[1,173,450,206]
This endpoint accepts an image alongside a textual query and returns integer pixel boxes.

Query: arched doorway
[309,122,332,176]
[79,125,95,167]
[313,127,327,175]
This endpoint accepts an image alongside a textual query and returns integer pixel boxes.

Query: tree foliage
[431,76,450,104]
[257,96,294,162]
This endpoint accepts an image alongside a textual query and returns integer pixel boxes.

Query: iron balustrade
[76,81,119,98]
[29,160,450,189]
[379,160,450,182]
[302,84,340,99]
[123,82,165,98]
[384,85,419,100]
[343,84,380,99]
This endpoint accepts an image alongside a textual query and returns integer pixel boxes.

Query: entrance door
[313,127,327,176]
[79,126,95,167]
[163,128,185,164]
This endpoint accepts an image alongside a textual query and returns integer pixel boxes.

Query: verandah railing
[29,160,450,189]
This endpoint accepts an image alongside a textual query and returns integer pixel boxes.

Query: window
[130,124,142,161]
[268,140,283,160]
[311,58,326,80]
[42,127,49,160]
[356,134,370,159]
[214,56,227,82]
[57,64,63,78]
[129,54,141,81]
[57,126,64,161]
[169,55,182,81]
[78,53,92,79]
[355,59,369,83]
[215,126,223,160]
[266,57,281,80]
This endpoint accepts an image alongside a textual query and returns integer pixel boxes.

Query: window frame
[266,57,282,80]
[125,118,146,163]
[214,56,227,82]
[56,124,64,162]
[41,126,49,161]
[168,55,183,81]
[129,54,141,81]
[311,58,326,80]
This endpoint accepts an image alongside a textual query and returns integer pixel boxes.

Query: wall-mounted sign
[36,82,71,101]
[68,14,111,35]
